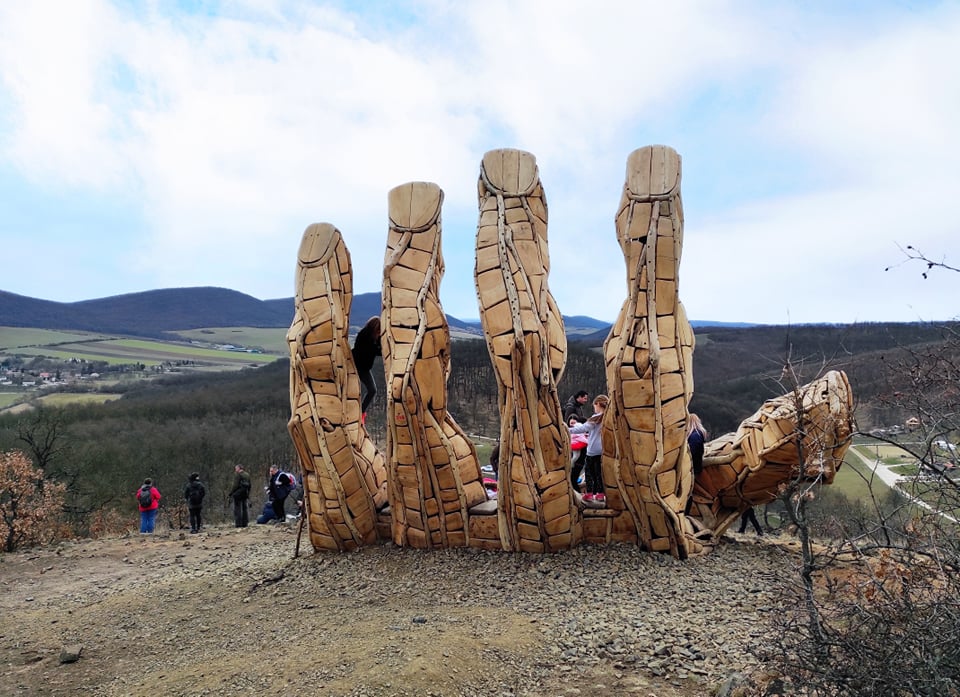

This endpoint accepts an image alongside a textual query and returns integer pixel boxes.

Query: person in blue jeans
[136,478,162,533]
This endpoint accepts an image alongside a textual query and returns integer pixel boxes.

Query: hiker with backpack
[228,463,252,528]
[183,472,206,534]
[135,478,161,534]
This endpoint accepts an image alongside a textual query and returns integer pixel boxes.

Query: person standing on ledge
[738,507,764,535]
[569,395,609,504]
[183,472,206,534]
[687,413,708,476]
[229,463,252,528]
[136,478,161,534]
[352,316,382,425]
[564,391,590,489]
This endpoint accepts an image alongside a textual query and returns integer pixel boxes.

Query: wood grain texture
[287,223,388,551]
[602,146,697,558]
[474,149,580,552]
[382,182,486,548]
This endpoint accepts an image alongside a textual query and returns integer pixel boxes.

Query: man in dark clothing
[563,390,590,425]
[184,473,206,533]
[563,391,590,488]
[267,465,295,523]
[229,464,252,527]
[351,316,382,423]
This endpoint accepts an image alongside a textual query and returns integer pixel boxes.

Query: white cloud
[0,0,957,325]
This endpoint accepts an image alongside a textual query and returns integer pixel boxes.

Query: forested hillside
[3,318,956,534]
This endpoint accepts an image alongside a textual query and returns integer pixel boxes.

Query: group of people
[133,463,301,534]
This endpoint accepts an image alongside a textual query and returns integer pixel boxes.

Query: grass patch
[0,327,113,350]
[13,339,278,366]
[174,327,289,355]
[35,393,120,407]
[0,392,24,409]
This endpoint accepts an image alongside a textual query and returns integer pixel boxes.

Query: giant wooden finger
[287,223,388,551]
[690,370,854,536]
[382,182,487,548]
[475,149,580,553]
[602,146,697,557]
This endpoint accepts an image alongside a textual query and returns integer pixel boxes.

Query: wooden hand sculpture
[474,149,581,552]
[287,223,388,551]
[602,145,697,557]
[689,370,854,538]
[288,147,856,560]
[381,182,487,548]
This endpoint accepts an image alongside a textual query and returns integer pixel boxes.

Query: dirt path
[0,523,780,696]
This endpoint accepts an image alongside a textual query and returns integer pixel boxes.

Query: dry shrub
[0,449,68,552]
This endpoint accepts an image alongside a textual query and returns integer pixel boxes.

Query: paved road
[848,445,958,523]
[847,446,904,488]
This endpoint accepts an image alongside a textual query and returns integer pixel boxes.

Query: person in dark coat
[266,465,296,523]
[562,390,589,425]
[564,391,590,488]
[738,507,764,535]
[489,441,500,478]
[687,413,707,476]
[351,316,382,424]
[228,463,252,528]
[183,472,206,534]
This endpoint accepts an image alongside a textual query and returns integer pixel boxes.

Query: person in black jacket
[687,413,707,475]
[228,464,252,528]
[183,472,206,534]
[563,390,589,425]
[352,316,382,424]
[563,391,589,489]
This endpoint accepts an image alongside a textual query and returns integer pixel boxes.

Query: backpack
[238,473,252,496]
[187,481,205,506]
[138,485,153,507]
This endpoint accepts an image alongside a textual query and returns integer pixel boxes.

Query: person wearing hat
[183,472,206,534]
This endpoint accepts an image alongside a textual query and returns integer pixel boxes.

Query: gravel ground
[0,522,794,696]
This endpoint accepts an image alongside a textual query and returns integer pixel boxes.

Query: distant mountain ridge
[0,286,629,338]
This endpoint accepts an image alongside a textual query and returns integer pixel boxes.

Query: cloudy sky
[1,1,957,325]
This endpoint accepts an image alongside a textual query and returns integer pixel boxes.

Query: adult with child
[352,316,382,425]
[183,472,206,534]
[257,465,297,524]
[568,395,609,504]
[563,390,589,424]
[135,478,161,534]
[563,390,590,489]
[228,463,252,528]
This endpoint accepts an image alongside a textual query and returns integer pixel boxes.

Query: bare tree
[763,263,960,695]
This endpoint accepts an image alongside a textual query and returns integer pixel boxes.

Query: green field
[0,327,280,367]
[175,327,289,355]
[0,392,23,409]
[0,327,113,350]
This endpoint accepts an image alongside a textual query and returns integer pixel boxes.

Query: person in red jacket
[136,478,162,534]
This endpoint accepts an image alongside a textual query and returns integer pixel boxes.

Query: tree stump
[474,149,580,552]
[287,223,388,551]
[602,145,696,557]
[382,182,486,548]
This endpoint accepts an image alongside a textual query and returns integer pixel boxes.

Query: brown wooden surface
[383,182,485,548]
[287,223,388,551]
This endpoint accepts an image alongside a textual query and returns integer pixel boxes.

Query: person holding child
[568,395,609,504]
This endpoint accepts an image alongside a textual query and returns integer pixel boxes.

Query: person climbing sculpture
[352,316,382,425]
